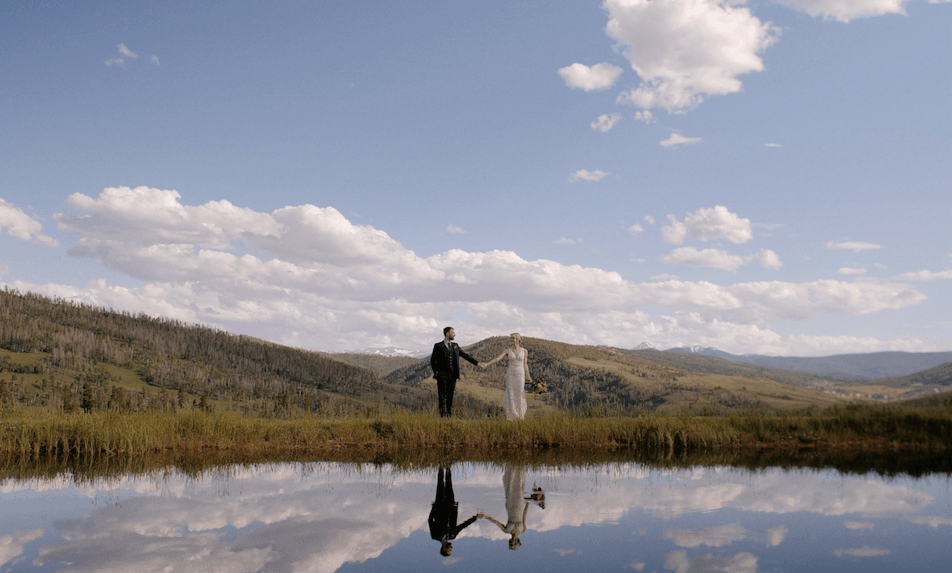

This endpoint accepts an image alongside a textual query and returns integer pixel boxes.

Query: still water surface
[1,461,950,572]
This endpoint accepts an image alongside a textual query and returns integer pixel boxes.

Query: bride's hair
[509,333,522,342]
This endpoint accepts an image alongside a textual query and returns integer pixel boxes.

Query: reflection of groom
[428,465,478,556]
[430,327,481,418]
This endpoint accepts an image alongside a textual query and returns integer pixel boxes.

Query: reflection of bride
[482,333,531,421]
[478,464,540,550]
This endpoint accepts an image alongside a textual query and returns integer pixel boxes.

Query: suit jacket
[430,341,478,381]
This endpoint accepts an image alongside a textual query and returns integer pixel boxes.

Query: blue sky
[1,0,949,355]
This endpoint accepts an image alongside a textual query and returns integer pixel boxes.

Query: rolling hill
[3,288,947,417]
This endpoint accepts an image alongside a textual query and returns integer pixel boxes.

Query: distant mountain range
[658,346,952,380]
[342,346,427,358]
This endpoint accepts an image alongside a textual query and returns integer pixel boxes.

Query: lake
[1,461,949,572]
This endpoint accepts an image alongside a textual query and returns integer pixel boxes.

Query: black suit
[430,340,479,417]
[428,466,477,554]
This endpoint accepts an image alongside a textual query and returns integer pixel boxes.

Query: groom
[430,326,482,418]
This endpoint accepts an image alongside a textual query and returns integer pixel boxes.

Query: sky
[0,0,949,356]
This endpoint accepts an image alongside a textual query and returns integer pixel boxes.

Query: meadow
[2,402,949,470]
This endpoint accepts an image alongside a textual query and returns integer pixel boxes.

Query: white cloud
[898,269,952,281]
[117,43,137,58]
[605,0,779,113]
[644,215,655,225]
[827,241,881,252]
[628,224,644,234]
[558,62,624,91]
[0,199,59,247]
[105,58,124,66]
[446,225,465,234]
[844,521,875,530]
[765,143,782,148]
[15,187,928,354]
[906,516,952,527]
[662,206,753,244]
[838,267,867,275]
[556,237,576,244]
[592,113,622,132]
[775,0,910,22]
[660,247,781,271]
[151,55,159,65]
[651,273,680,280]
[663,524,787,548]
[568,169,609,182]
[634,110,654,124]
[0,529,44,568]
[660,133,702,147]
[834,546,891,557]
[665,550,758,573]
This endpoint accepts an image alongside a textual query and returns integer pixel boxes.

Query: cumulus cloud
[898,269,952,281]
[446,225,465,234]
[660,247,781,271]
[0,529,44,568]
[644,215,656,225]
[827,240,881,252]
[906,516,952,527]
[660,133,702,147]
[628,224,644,234]
[605,0,779,113]
[20,187,927,353]
[775,0,910,22]
[558,62,624,91]
[663,524,787,548]
[634,110,655,124]
[665,550,758,573]
[838,267,867,275]
[117,43,137,58]
[568,169,609,182]
[0,199,59,247]
[662,206,753,244]
[592,113,622,132]
[833,546,891,557]
[556,237,576,244]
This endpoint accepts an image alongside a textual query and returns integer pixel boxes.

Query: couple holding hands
[430,326,531,421]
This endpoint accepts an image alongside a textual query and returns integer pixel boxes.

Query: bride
[483,333,532,421]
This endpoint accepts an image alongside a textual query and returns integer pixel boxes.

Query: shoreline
[1,405,949,476]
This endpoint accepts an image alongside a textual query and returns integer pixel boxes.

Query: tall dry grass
[1,403,949,462]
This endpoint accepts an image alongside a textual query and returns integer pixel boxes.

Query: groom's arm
[458,347,479,367]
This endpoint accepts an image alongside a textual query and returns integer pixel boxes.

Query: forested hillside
[0,288,409,414]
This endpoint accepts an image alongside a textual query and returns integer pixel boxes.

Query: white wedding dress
[504,348,528,421]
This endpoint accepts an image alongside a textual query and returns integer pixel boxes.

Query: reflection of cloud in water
[664,549,758,573]
[663,523,787,548]
[834,545,891,557]
[4,463,943,572]
[906,515,952,527]
[0,529,44,568]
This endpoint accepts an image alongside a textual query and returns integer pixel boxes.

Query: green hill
[0,288,434,415]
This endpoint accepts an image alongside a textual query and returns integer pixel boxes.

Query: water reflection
[0,462,949,572]
[428,465,478,556]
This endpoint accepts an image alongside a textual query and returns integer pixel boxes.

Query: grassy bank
[2,403,949,464]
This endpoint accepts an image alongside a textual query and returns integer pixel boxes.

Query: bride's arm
[522,350,531,381]
[483,351,506,367]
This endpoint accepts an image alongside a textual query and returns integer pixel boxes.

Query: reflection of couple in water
[429,464,545,555]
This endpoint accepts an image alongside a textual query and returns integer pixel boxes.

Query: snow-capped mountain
[343,346,427,358]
